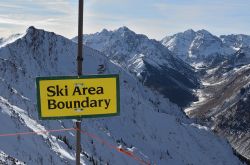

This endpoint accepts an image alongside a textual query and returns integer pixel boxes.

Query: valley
[161,29,250,162]
[83,27,250,163]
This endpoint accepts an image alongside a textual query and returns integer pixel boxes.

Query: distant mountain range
[81,27,250,163]
[163,29,250,162]
[76,27,200,107]
[161,29,250,63]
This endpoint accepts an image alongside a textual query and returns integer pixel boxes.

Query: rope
[0,128,75,137]
[0,127,151,165]
[77,128,150,165]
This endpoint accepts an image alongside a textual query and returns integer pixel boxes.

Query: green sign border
[36,74,120,120]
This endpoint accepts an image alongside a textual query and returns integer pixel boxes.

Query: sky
[0,0,250,40]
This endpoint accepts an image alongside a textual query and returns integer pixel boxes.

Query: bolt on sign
[36,75,120,119]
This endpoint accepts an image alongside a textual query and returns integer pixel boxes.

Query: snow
[191,62,205,69]
[220,34,250,49]
[162,28,250,162]
[184,89,210,114]
[161,29,237,63]
[82,26,201,108]
[0,33,24,48]
[162,29,196,60]
[0,96,76,164]
[127,53,145,76]
[202,80,226,86]
[0,150,25,165]
[82,26,192,77]
[0,27,243,165]
[206,67,220,75]
[190,123,209,131]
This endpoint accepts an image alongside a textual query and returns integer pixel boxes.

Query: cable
[0,127,151,165]
[77,128,151,165]
[0,128,75,137]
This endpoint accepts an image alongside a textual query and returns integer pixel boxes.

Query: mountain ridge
[81,26,250,163]
[79,26,200,107]
[162,29,250,162]
[161,29,250,67]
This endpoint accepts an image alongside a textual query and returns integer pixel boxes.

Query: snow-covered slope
[162,30,250,69]
[0,150,25,165]
[228,47,250,67]
[162,30,224,59]
[76,27,200,107]
[161,29,196,60]
[161,29,236,67]
[221,34,250,49]
[0,34,24,48]
[0,27,242,164]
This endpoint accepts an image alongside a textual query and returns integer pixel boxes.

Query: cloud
[1,0,250,39]
[0,0,78,38]
[0,3,23,8]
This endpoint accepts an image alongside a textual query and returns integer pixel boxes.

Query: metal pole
[76,0,83,165]
[76,121,81,165]
[77,0,83,76]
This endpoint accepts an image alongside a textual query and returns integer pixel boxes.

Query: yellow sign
[36,75,119,119]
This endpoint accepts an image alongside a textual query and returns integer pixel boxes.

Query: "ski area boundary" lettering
[36,75,120,119]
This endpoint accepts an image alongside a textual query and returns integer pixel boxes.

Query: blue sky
[0,0,250,39]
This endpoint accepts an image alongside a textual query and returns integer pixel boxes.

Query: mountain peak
[25,26,46,39]
[196,29,213,36]
[116,26,130,32]
[183,29,195,34]
[115,26,137,36]
[26,26,38,34]
[25,26,56,36]
[88,26,137,39]
[100,28,109,33]
[0,27,38,47]
[27,25,36,31]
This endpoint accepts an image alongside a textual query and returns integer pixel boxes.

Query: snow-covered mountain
[221,34,250,49]
[0,27,242,164]
[162,29,250,67]
[162,29,226,61]
[75,26,250,163]
[162,30,250,70]
[161,29,196,60]
[77,27,200,107]
[163,29,250,162]
[0,34,23,48]
[161,29,242,67]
